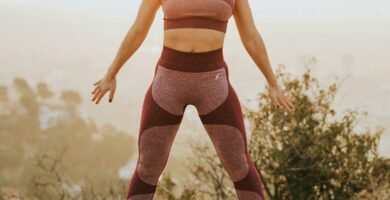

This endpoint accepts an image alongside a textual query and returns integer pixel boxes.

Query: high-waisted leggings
[126,45,265,200]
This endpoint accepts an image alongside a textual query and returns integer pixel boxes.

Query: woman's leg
[197,65,265,200]
[126,68,185,200]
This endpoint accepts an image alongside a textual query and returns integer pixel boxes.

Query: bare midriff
[163,28,225,53]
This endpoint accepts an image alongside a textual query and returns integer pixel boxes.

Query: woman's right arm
[91,0,161,104]
[106,0,161,80]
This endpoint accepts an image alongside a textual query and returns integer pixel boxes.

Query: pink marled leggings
[126,45,265,200]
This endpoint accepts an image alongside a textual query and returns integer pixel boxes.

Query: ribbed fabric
[162,0,235,33]
[157,45,226,72]
[164,16,228,33]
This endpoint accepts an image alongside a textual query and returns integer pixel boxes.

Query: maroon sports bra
[161,0,235,33]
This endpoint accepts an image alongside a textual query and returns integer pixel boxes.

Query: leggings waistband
[157,45,226,72]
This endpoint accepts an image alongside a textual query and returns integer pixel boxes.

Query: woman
[91,0,294,199]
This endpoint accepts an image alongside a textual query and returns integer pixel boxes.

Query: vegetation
[244,60,387,199]
[0,78,134,199]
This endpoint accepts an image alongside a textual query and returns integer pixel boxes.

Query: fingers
[284,95,294,109]
[278,96,293,112]
[270,94,282,109]
[95,88,108,104]
[91,78,117,104]
[270,89,294,111]
[93,80,102,86]
[91,85,99,94]
[278,90,291,111]
[282,91,294,110]
[91,85,111,104]
[91,86,101,102]
[108,85,116,103]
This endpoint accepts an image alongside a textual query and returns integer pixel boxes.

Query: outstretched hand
[91,74,117,104]
[268,85,294,112]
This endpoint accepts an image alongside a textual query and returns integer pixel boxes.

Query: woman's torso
[163,29,225,52]
[161,0,235,53]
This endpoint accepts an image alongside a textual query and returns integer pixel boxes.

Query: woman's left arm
[232,0,294,111]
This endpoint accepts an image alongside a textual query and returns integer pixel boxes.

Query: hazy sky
[1,0,389,157]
